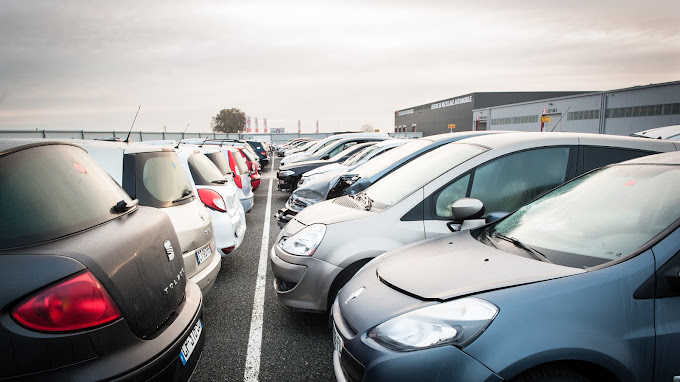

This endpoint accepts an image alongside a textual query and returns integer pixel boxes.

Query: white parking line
[244,179,273,382]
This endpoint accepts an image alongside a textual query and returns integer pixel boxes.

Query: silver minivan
[73,140,222,295]
[271,132,680,313]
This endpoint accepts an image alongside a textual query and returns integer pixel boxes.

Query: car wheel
[512,366,591,382]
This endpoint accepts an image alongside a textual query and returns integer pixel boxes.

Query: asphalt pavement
[193,156,335,382]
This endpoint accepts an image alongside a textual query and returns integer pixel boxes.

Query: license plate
[195,244,212,265]
[278,178,286,184]
[179,318,202,366]
[332,325,343,358]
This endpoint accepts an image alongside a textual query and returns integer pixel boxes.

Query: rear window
[206,152,232,176]
[0,144,133,249]
[231,150,250,174]
[129,152,194,208]
[188,153,225,185]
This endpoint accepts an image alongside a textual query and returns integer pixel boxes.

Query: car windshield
[0,144,133,249]
[188,153,225,185]
[365,143,486,208]
[133,151,194,208]
[354,139,430,178]
[343,145,376,166]
[490,164,680,268]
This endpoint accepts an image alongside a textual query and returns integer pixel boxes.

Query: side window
[468,147,570,216]
[435,174,470,217]
[582,147,656,173]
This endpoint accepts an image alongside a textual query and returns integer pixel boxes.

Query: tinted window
[467,147,570,216]
[231,149,249,174]
[582,146,654,173]
[0,144,133,249]
[188,153,225,185]
[132,152,194,208]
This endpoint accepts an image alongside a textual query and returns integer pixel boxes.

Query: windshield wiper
[484,228,498,249]
[172,189,194,203]
[492,232,552,263]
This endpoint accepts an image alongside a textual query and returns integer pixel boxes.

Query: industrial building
[394,91,587,136]
[473,80,680,136]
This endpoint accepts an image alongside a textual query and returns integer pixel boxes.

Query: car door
[421,146,575,236]
[650,228,680,381]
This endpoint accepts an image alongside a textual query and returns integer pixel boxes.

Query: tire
[512,366,591,382]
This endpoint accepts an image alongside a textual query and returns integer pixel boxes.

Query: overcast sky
[1,0,678,134]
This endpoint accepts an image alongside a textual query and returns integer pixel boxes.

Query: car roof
[618,150,680,165]
[0,138,85,154]
[454,131,680,152]
[631,124,680,140]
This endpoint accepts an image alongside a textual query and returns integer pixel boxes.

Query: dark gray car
[332,151,680,382]
[0,139,204,381]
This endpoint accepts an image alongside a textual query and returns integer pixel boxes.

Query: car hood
[376,231,584,301]
[294,197,373,225]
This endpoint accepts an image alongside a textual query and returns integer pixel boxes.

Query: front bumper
[332,301,503,382]
[276,172,298,192]
[269,245,343,313]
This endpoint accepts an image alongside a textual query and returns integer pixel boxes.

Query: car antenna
[123,105,141,143]
[549,107,570,132]
[198,136,210,147]
[174,123,190,149]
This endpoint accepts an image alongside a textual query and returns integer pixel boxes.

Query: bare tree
[361,124,374,132]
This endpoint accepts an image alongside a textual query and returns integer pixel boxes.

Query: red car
[236,147,261,191]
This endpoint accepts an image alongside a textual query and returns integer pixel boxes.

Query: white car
[175,146,247,256]
[280,133,389,166]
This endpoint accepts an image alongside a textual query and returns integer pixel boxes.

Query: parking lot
[193,157,335,382]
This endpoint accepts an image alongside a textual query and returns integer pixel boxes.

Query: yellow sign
[448,124,456,129]
[540,116,551,123]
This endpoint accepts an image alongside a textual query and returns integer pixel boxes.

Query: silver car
[270,132,679,313]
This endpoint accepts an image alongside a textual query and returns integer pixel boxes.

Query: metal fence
[0,130,423,144]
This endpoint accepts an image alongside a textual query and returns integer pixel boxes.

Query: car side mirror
[447,198,485,232]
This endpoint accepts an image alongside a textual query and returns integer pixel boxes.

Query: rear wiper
[211,179,229,184]
[492,232,552,263]
[172,190,194,203]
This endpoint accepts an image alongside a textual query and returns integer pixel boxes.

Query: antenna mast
[124,106,141,143]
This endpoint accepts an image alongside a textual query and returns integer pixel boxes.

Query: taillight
[260,151,266,156]
[221,246,235,255]
[197,188,227,212]
[12,271,121,332]
[233,174,242,189]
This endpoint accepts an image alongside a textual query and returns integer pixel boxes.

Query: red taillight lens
[233,174,243,189]
[12,271,121,332]
[260,151,266,156]
[221,246,235,255]
[197,188,227,212]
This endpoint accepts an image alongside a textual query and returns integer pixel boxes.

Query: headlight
[279,224,326,256]
[367,297,498,351]
[280,170,295,177]
[298,174,318,186]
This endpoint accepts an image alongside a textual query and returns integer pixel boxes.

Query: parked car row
[0,136,266,381]
[270,131,680,381]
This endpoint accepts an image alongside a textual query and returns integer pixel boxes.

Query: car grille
[340,348,365,382]
[332,196,362,210]
[292,199,307,208]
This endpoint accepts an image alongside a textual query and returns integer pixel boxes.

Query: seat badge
[164,240,175,261]
[345,287,365,304]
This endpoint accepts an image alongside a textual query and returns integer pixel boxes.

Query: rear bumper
[7,281,205,382]
[239,192,255,213]
[189,249,221,295]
